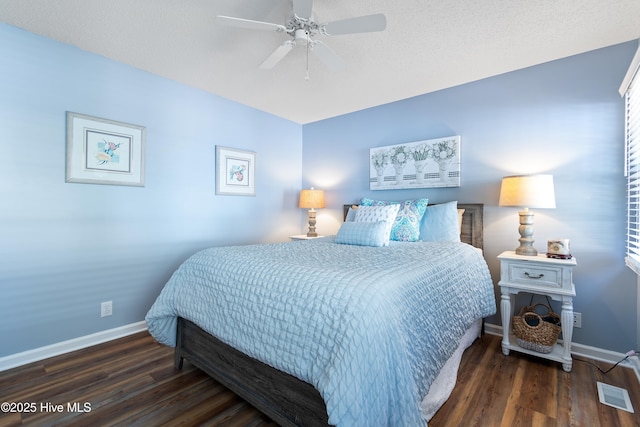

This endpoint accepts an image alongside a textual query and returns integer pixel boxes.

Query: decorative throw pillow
[360,197,395,207]
[335,221,388,247]
[420,201,461,242]
[354,204,400,246]
[360,198,429,242]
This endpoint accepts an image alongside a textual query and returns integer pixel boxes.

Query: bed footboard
[175,317,330,427]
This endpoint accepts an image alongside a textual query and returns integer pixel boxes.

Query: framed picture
[66,112,146,186]
[216,146,256,196]
[369,135,461,190]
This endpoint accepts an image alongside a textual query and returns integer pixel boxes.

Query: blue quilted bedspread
[145,238,496,426]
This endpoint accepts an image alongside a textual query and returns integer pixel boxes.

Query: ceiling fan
[216,0,386,75]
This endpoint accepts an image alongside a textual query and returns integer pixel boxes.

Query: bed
[146,201,495,426]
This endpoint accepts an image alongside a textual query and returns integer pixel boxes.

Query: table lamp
[299,187,325,237]
[499,174,556,256]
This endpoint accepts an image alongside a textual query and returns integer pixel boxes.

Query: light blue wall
[0,24,303,357]
[302,42,639,352]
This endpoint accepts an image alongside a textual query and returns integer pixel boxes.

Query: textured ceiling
[1,0,639,123]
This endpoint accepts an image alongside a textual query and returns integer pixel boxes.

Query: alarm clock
[547,239,572,259]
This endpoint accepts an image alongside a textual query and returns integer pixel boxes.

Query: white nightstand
[289,234,324,240]
[498,250,577,372]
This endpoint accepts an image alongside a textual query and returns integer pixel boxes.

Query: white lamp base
[515,209,537,256]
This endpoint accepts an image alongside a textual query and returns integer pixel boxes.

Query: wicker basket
[512,303,561,354]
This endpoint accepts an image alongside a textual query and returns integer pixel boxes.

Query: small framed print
[215,146,256,196]
[66,112,145,186]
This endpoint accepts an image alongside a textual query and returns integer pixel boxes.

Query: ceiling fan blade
[310,41,344,71]
[292,0,313,19]
[322,13,386,35]
[259,41,295,69]
[216,15,286,32]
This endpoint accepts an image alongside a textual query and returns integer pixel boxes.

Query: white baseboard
[0,321,148,372]
[485,322,640,383]
[2,321,638,384]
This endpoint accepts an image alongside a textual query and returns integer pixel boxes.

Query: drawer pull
[524,272,544,279]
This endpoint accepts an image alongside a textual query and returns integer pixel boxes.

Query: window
[622,41,640,274]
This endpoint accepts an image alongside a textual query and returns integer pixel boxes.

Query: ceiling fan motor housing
[294,29,311,44]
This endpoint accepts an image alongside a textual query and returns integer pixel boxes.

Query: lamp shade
[499,175,556,209]
[299,188,325,209]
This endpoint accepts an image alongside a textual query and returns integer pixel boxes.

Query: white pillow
[354,204,400,246]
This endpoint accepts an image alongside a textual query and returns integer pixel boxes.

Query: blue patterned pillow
[354,204,400,246]
[335,221,388,247]
[360,198,429,242]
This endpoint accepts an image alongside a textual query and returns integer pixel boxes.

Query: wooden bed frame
[174,203,484,426]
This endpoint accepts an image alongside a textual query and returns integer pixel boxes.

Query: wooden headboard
[343,203,484,250]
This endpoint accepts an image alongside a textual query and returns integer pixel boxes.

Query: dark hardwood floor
[1,331,638,426]
[430,335,640,427]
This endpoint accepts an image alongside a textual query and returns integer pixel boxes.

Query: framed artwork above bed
[370,135,461,190]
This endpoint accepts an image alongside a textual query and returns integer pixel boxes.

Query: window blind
[623,42,640,274]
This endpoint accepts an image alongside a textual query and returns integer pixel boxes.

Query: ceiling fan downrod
[305,31,310,80]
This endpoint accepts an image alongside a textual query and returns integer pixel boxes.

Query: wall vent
[597,382,634,413]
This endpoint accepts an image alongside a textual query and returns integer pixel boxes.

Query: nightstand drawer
[498,251,576,293]
[507,263,563,289]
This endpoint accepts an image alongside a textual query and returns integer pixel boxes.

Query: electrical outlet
[101,301,112,317]
[573,312,582,328]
